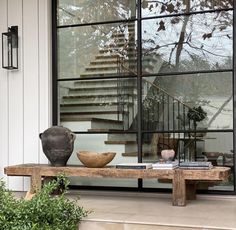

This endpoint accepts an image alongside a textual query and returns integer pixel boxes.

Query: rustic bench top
[4,163,230,180]
[4,164,231,206]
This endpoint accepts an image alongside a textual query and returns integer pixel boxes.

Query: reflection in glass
[141,0,233,18]
[64,133,138,187]
[58,0,136,25]
[143,131,234,191]
[142,11,233,73]
[142,73,233,131]
[58,22,137,79]
[58,78,138,131]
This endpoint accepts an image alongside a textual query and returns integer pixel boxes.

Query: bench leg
[186,182,197,200]
[25,168,42,200]
[172,170,186,206]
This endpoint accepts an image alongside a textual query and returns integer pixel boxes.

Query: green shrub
[0,176,89,230]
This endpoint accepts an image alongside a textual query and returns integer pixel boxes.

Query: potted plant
[0,175,89,230]
[187,106,207,136]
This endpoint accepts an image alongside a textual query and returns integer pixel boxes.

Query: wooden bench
[4,164,230,206]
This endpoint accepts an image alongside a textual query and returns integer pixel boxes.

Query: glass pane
[141,0,233,18]
[58,22,137,79]
[58,0,137,26]
[59,78,138,131]
[142,11,233,74]
[142,72,233,131]
[199,132,234,191]
[142,131,234,191]
[64,133,138,187]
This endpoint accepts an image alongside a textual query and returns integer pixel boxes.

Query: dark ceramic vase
[39,126,76,166]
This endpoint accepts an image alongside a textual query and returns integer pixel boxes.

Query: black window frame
[52,0,236,195]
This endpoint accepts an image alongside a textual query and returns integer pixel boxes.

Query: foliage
[0,176,89,230]
[187,106,207,123]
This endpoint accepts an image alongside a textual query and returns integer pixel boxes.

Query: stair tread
[63,93,136,99]
[90,60,120,65]
[74,79,119,84]
[73,79,136,86]
[90,59,138,65]
[99,48,136,53]
[68,85,135,91]
[105,140,137,144]
[80,73,119,78]
[61,102,132,107]
[60,117,123,124]
[81,70,118,74]
[85,66,118,71]
[95,54,120,59]
[122,152,153,157]
[87,129,123,132]
[61,111,128,115]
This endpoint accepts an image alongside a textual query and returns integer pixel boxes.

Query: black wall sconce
[2,26,18,70]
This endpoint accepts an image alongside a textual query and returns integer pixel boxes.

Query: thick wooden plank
[30,167,42,193]
[4,164,231,206]
[4,164,174,179]
[186,182,197,200]
[4,164,230,180]
[172,170,186,206]
[181,167,230,180]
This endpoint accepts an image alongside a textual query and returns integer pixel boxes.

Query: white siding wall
[0,0,51,191]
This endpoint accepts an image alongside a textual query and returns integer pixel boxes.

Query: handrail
[143,78,193,110]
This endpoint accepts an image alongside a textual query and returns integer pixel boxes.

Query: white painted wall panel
[38,0,51,164]
[23,0,40,190]
[8,0,24,191]
[0,0,51,191]
[0,0,9,183]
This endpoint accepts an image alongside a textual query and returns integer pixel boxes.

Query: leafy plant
[0,175,89,230]
[187,106,207,123]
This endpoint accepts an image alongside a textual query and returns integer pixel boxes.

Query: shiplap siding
[0,0,51,191]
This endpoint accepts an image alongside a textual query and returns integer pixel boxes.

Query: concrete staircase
[60,23,158,160]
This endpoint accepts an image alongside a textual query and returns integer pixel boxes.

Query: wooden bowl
[202,152,223,158]
[77,151,116,168]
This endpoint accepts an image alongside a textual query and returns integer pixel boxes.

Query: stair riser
[60,114,124,120]
[91,121,124,130]
[80,73,119,78]
[62,95,137,103]
[72,83,136,89]
[61,120,124,131]
[68,88,137,96]
[125,143,151,153]
[60,105,120,113]
[107,133,136,142]
[74,79,136,88]
[85,66,119,72]
[62,97,120,104]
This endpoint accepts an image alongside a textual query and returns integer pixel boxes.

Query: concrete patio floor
[14,190,236,230]
[74,190,236,230]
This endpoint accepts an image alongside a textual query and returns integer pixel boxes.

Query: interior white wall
[0,0,52,191]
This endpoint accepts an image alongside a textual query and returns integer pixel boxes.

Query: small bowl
[202,152,223,158]
[77,151,116,168]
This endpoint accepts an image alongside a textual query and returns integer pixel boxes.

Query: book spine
[116,166,149,169]
[152,166,178,169]
[179,167,211,170]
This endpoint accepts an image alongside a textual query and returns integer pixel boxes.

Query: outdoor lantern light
[2,26,18,70]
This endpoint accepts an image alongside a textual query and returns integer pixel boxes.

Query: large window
[53,0,235,193]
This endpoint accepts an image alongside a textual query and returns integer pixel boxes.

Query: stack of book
[152,161,179,170]
[179,161,213,170]
[115,163,153,169]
